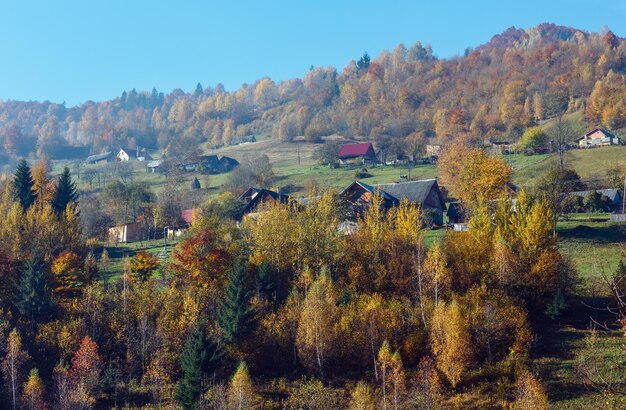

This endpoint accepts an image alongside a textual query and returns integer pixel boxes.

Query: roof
[341,180,398,203]
[338,142,375,159]
[342,178,446,211]
[376,179,442,205]
[241,188,291,214]
[147,159,163,168]
[446,202,465,218]
[199,154,219,163]
[219,156,239,166]
[571,189,623,204]
[85,152,112,163]
[181,209,194,224]
[578,128,618,141]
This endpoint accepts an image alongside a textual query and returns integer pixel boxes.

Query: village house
[426,144,442,158]
[337,142,377,165]
[85,151,113,165]
[491,141,514,155]
[178,155,239,173]
[570,188,624,212]
[577,128,621,148]
[108,222,147,243]
[166,209,194,239]
[146,159,163,173]
[116,147,134,162]
[117,146,153,162]
[341,178,447,226]
[239,135,257,144]
[239,187,291,220]
[219,156,239,172]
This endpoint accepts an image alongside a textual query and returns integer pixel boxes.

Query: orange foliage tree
[171,226,234,289]
[51,251,85,299]
[129,250,160,283]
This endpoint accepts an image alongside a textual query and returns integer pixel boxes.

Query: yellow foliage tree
[512,372,549,410]
[296,274,337,379]
[51,251,84,299]
[349,381,376,410]
[228,361,255,410]
[129,250,160,283]
[430,300,473,388]
[438,143,512,207]
[22,368,46,410]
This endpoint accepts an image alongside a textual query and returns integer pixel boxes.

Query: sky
[0,0,625,106]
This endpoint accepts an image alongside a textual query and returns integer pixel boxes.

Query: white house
[578,128,621,148]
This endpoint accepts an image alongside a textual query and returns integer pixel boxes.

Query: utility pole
[297,142,300,166]
[623,173,625,214]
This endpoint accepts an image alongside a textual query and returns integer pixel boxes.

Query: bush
[354,168,372,179]
[284,379,344,409]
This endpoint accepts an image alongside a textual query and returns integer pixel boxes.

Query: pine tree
[194,82,203,96]
[14,255,51,326]
[51,167,78,216]
[357,52,371,73]
[218,264,252,344]
[174,320,221,410]
[255,261,275,302]
[12,159,36,211]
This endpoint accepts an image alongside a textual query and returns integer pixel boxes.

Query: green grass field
[534,215,626,409]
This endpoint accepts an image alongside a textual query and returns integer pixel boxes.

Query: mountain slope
[1,23,625,167]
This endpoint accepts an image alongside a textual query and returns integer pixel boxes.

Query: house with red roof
[337,142,376,165]
[166,209,196,239]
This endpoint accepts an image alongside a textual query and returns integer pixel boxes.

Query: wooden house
[239,187,291,219]
[337,142,377,165]
[108,222,146,243]
[219,156,239,172]
[577,128,621,148]
[341,179,447,225]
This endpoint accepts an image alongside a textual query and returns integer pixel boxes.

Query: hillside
[2,23,626,171]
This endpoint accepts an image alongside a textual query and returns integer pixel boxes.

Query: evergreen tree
[194,82,203,96]
[12,159,37,211]
[357,52,371,72]
[51,167,78,215]
[174,320,221,410]
[255,261,275,302]
[218,264,252,344]
[14,255,51,326]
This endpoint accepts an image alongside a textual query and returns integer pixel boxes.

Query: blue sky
[0,0,625,106]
